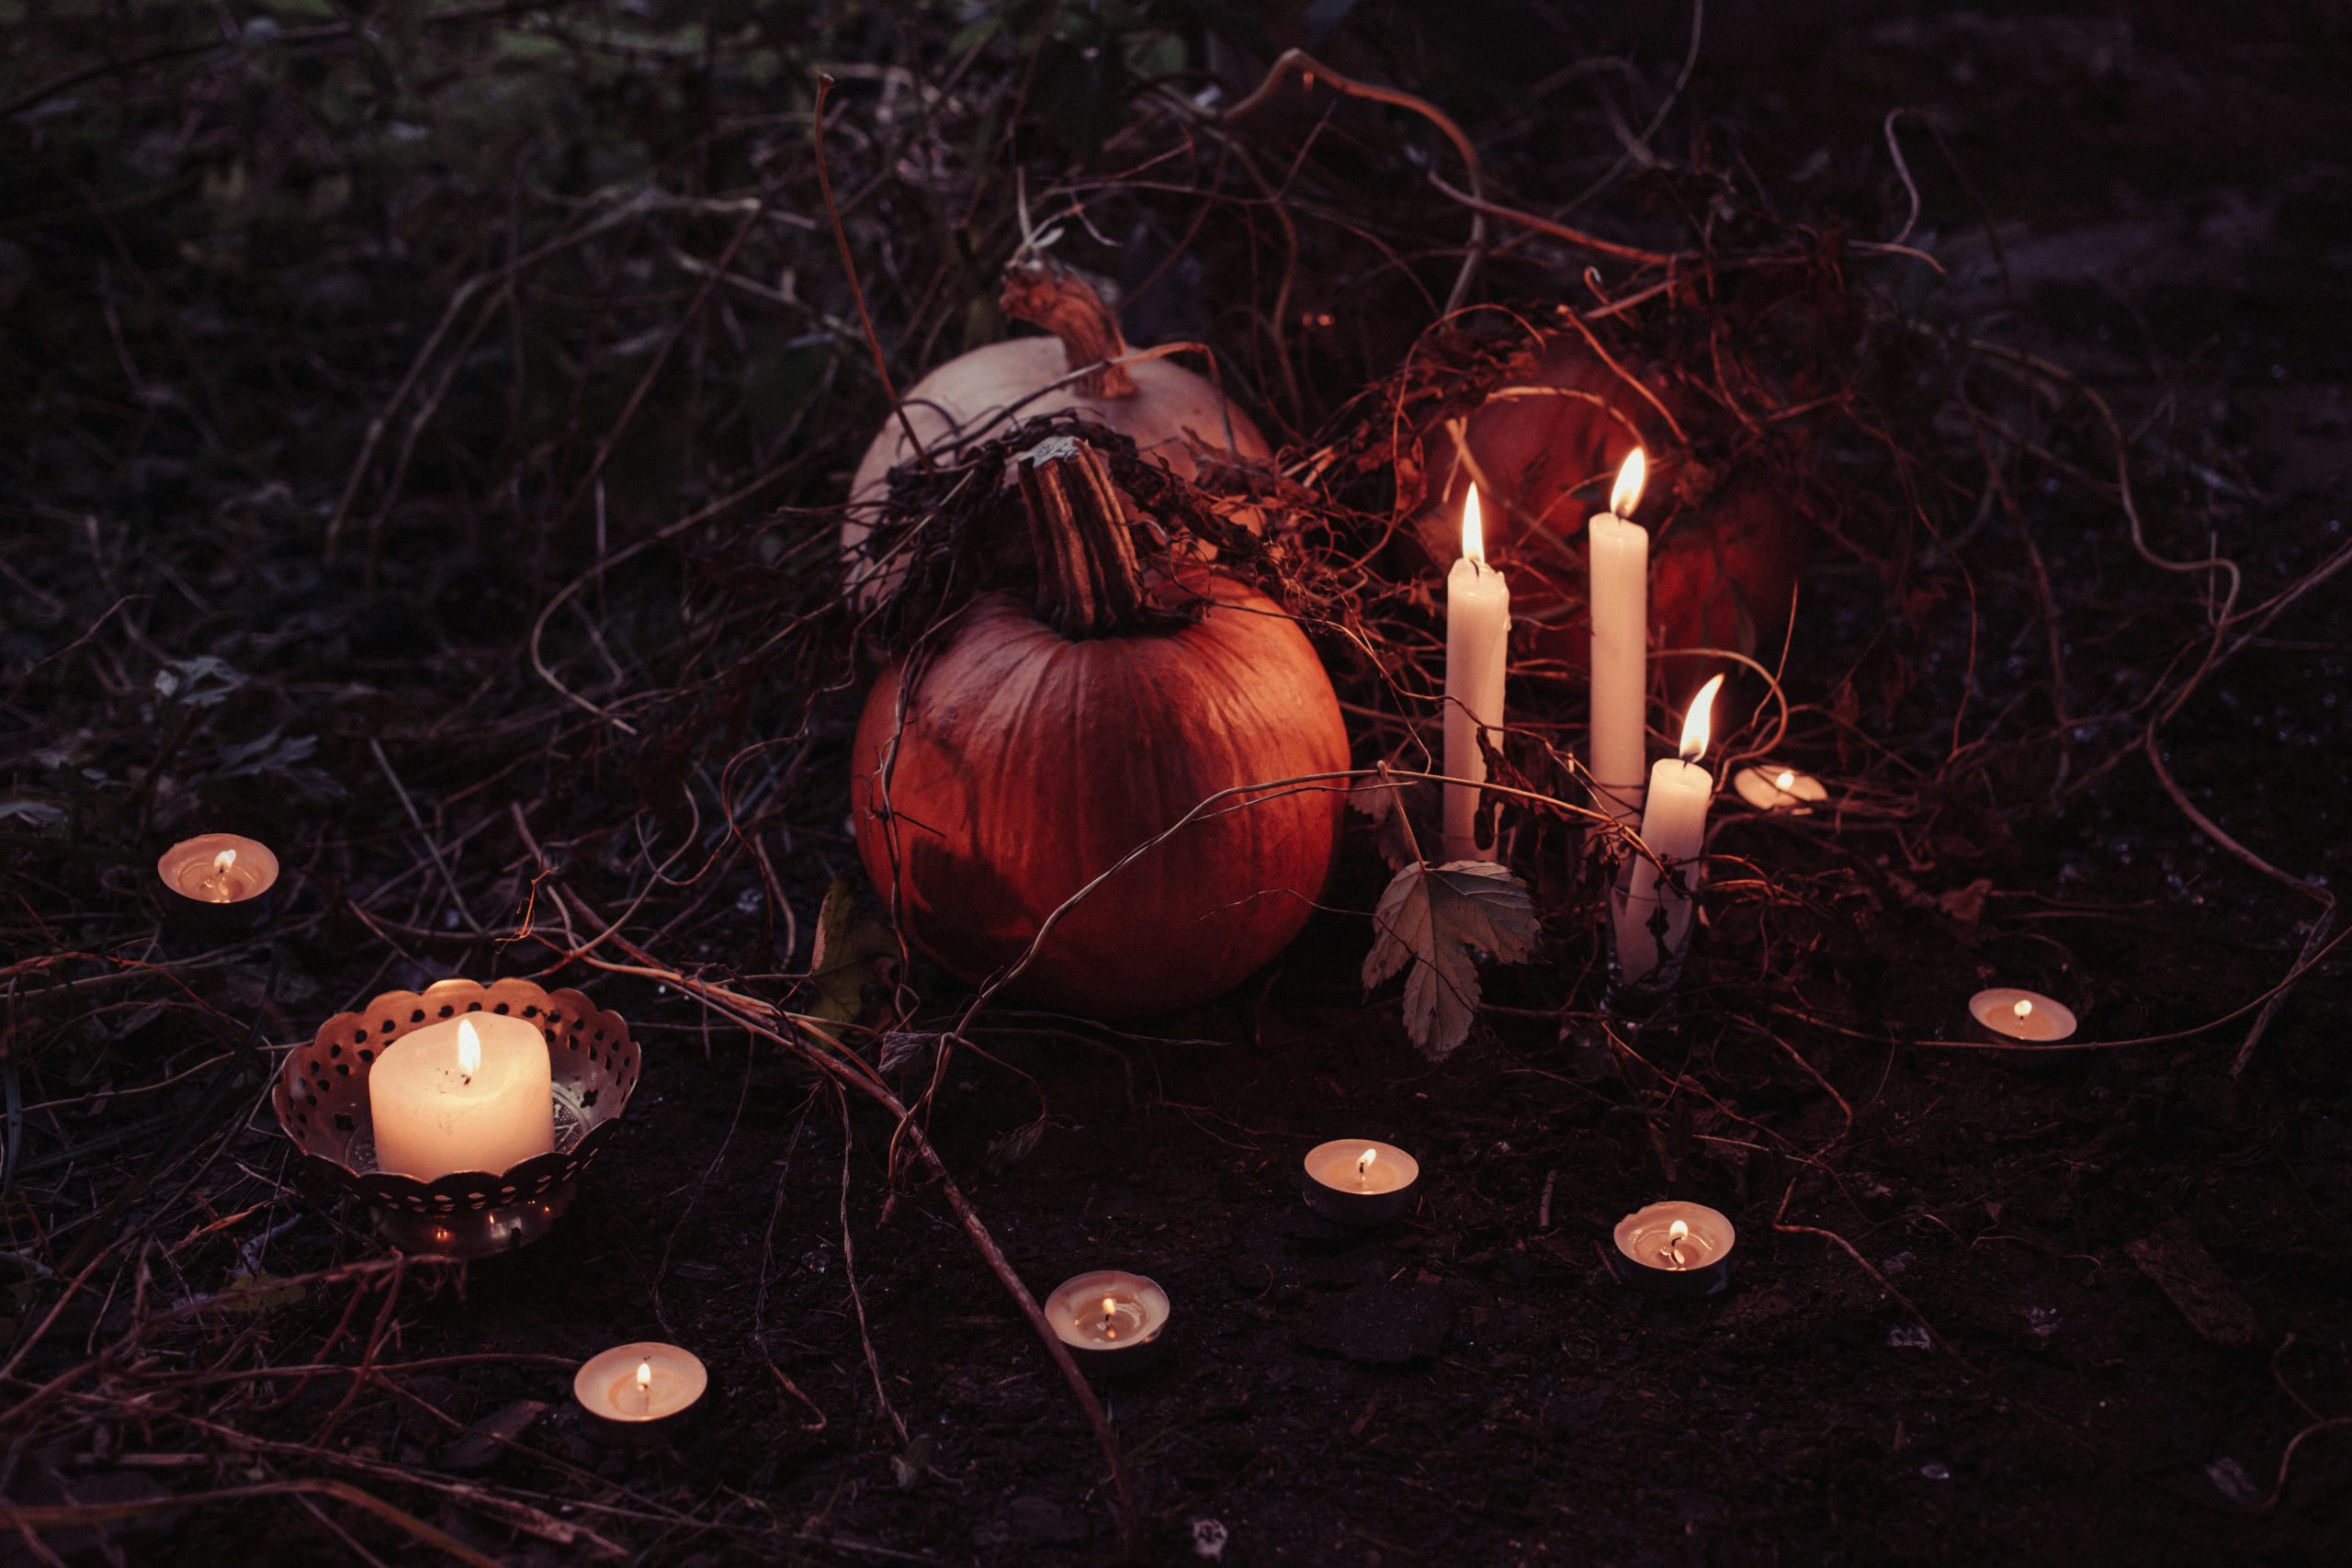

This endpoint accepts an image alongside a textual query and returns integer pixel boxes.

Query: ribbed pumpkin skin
[851,572,1348,1017]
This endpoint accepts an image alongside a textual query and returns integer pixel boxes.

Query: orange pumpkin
[851,437,1347,1016]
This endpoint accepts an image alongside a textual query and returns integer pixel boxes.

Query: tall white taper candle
[1589,450,1650,836]
[1443,485,1510,862]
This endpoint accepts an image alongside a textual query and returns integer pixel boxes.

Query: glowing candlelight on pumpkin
[366,1012,552,1180]
[1589,448,1651,839]
[1613,674,1724,986]
[1443,485,1511,863]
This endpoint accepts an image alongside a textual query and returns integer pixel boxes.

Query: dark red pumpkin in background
[1409,334,1815,698]
[851,439,1348,1018]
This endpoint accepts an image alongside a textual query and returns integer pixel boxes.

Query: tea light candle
[367,1014,553,1180]
[1732,765,1826,812]
[573,1341,707,1436]
[1588,450,1650,837]
[156,832,278,927]
[1302,1138,1421,1226]
[1611,1200,1736,1297]
[1612,673,1724,986]
[1442,484,1510,862]
[1046,1270,1171,1373]
[1968,987,2076,1043]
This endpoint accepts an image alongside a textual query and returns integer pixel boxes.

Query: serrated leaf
[1363,860,1539,1060]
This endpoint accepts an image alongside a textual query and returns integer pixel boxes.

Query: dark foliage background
[3,3,2350,1563]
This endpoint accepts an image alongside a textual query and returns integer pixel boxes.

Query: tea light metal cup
[1302,1138,1420,1227]
[155,832,278,933]
[1611,1200,1736,1298]
[1046,1269,1170,1375]
[574,1341,707,1440]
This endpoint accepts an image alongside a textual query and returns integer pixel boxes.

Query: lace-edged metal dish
[274,976,640,1259]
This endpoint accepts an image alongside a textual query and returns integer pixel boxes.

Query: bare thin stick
[814,73,930,469]
[368,737,483,933]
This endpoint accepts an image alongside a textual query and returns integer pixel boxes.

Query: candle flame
[1678,674,1725,762]
[456,1018,481,1079]
[2013,998,2033,1021]
[1358,1147,1377,1177]
[636,1359,652,1390]
[1775,770,1795,791]
[1668,1219,1689,1244]
[1610,448,1646,518]
[213,848,237,875]
[1461,484,1486,567]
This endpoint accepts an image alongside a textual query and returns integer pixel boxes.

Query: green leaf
[1363,860,1539,1060]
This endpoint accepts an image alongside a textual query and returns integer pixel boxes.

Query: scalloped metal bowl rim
[275,978,639,1204]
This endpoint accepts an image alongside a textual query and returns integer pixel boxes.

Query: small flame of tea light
[1302,1137,1421,1226]
[573,1341,706,1438]
[1046,1270,1170,1374]
[1731,764,1828,813]
[1611,1201,1736,1297]
[155,832,278,929]
[1968,987,2077,1043]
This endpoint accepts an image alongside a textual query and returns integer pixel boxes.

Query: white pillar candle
[368,1014,553,1180]
[1588,450,1650,836]
[1613,673,1724,985]
[1443,485,1510,863]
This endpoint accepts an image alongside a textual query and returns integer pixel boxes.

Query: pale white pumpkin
[842,263,1268,603]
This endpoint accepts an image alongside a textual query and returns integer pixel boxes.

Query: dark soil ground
[5,4,2352,1564]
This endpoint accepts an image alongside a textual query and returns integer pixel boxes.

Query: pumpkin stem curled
[1017,436,1148,637]
[1000,262,1136,400]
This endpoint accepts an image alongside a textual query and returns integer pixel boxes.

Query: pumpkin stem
[1017,436,1148,637]
[1000,262,1136,400]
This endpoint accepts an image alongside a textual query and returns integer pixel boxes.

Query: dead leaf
[2127,1218,2260,1347]
[1937,877,1994,929]
[805,878,897,1023]
[986,1115,1046,1171]
[877,1031,938,1074]
[439,1398,548,1473]
[1363,860,1539,1059]
[217,1270,306,1314]
[891,1433,933,1490]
